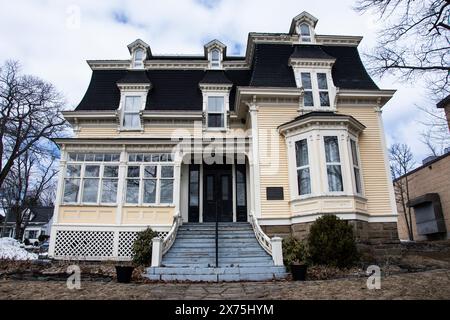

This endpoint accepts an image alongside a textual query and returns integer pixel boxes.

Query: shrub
[307,215,359,268]
[131,228,159,266]
[282,236,308,269]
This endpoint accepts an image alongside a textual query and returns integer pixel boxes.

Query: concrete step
[148,266,286,275]
[162,257,273,265]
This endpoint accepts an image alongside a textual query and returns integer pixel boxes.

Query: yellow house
[48,12,398,280]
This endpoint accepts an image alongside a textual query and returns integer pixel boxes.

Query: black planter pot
[290,264,307,281]
[115,266,134,283]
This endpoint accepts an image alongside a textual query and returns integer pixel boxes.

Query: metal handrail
[162,211,182,255]
[248,211,272,255]
[215,202,219,267]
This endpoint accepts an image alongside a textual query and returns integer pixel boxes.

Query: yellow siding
[338,106,392,216]
[257,106,299,218]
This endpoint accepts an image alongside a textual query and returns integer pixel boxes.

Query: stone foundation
[262,220,399,245]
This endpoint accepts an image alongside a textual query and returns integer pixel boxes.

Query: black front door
[203,164,233,222]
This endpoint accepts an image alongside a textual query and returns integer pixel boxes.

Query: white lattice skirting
[50,226,170,261]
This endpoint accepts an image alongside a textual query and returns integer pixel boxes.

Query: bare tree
[0,60,67,189]
[418,104,450,156]
[1,150,58,240]
[354,0,450,96]
[390,143,416,240]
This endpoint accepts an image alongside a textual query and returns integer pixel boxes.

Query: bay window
[295,139,311,195]
[324,136,343,192]
[63,153,120,204]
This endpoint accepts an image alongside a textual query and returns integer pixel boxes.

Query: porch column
[173,154,182,217]
[116,146,127,225]
[248,102,262,218]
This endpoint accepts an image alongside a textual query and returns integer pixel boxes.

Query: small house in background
[396,95,450,241]
[1,207,54,243]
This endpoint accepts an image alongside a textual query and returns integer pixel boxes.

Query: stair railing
[151,211,182,267]
[248,211,284,266]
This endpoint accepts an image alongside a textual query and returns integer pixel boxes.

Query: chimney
[422,156,437,165]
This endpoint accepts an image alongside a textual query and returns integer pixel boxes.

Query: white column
[340,132,354,195]
[232,162,237,222]
[249,103,262,217]
[173,160,181,215]
[151,237,162,267]
[116,146,127,225]
[48,146,67,258]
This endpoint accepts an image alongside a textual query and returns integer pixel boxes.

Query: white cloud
[0,0,439,164]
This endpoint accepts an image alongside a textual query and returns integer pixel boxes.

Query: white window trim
[293,68,336,111]
[294,137,313,197]
[202,90,230,131]
[118,91,148,131]
[296,22,316,44]
[62,161,120,206]
[124,163,175,206]
[131,47,146,70]
[208,48,223,70]
[322,135,345,194]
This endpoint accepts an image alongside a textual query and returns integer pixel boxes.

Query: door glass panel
[206,175,214,201]
[222,175,229,200]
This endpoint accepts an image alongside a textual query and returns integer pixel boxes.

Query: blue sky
[0,0,442,165]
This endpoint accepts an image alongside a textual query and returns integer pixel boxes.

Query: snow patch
[0,237,38,260]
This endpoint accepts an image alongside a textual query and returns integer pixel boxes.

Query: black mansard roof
[76,43,378,112]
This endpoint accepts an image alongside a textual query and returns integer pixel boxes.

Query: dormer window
[207,96,225,128]
[122,96,142,129]
[133,48,145,69]
[211,49,221,69]
[299,23,312,42]
[295,70,334,109]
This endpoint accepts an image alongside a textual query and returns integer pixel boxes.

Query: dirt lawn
[0,269,449,300]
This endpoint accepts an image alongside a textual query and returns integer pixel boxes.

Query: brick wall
[396,154,450,240]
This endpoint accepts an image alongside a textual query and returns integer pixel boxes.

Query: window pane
[211,49,220,61]
[208,96,224,112]
[297,168,311,195]
[125,96,141,111]
[206,175,214,201]
[317,73,328,90]
[208,114,224,128]
[143,179,156,203]
[126,179,140,203]
[300,24,311,36]
[350,140,359,166]
[152,154,160,162]
[295,139,309,167]
[327,165,343,192]
[68,153,77,161]
[161,166,174,178]
[304,91,314,107]
[301,73,312,89]
[104,166,119,178]
[319,92,330,107]
[111,154,120,162]
[85,165,100,177]
[82,179,99,203]
[189,182,199,206]
[134,49,144,61]
[94,154,104,161]
[221,176,229,200]
[160,179,174,203]
[144,165,157,178]
[101,179,118,203]
[324,136,340,163]
[127,166,140,178]
[63,178,80,202]
[237,183,246,206]
[123,114,140,128]
[354,168,362,194]
[66,165,81,178]
[85,154,94,161]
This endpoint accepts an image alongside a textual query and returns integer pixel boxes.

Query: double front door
[188,163,247,223]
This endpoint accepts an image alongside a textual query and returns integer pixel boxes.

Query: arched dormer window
[299,23,312,43]
[133,48,145,69]
[211,49,221,69]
